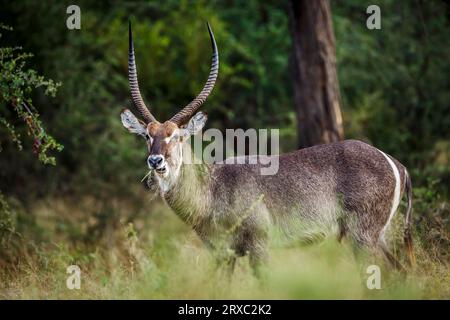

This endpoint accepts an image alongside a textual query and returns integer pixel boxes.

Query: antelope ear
[121,109,147,137]
[185,112,207,135]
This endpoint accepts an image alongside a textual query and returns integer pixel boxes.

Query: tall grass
[0,197,448,299]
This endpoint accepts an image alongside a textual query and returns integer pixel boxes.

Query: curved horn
[170,22,219,126]
[129,21,156,123]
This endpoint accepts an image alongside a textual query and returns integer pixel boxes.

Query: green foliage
[333,0,450,179]
[0,23,62,248]
[0,24,62,165]
[1,0,447,200]
[412,177,449,262]
[0,191,14,247]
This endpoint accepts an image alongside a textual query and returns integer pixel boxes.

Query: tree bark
[288,0,344,148]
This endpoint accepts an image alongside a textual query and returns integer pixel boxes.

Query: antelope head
[121,21,219,191]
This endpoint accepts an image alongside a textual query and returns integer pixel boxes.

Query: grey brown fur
[155,140,414,272]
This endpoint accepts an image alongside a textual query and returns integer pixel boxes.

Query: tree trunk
[288,0,344,148]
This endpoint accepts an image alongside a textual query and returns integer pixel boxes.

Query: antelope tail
[404,169,415,266]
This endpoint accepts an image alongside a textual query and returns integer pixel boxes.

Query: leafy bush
[0,24,62,165]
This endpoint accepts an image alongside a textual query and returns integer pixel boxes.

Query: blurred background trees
[0,0,449,251]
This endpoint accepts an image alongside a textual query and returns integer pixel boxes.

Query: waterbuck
[121,22,414,273]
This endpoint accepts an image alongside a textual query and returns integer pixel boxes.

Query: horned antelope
[121,21,414,274]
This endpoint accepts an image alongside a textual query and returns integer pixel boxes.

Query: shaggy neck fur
[162,162,212,228]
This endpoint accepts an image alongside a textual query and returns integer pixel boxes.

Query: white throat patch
[154,143,183,193]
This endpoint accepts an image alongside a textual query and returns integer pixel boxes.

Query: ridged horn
[170,22,219,126]
[129,20,156,123]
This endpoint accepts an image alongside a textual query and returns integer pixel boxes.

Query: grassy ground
[0,197,449,299]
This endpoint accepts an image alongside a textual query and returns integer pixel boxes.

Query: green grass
[0,198,448,299]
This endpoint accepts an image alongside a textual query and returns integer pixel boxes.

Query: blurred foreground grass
[0,197,448,299]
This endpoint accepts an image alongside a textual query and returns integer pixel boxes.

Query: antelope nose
[148,155,163,169]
